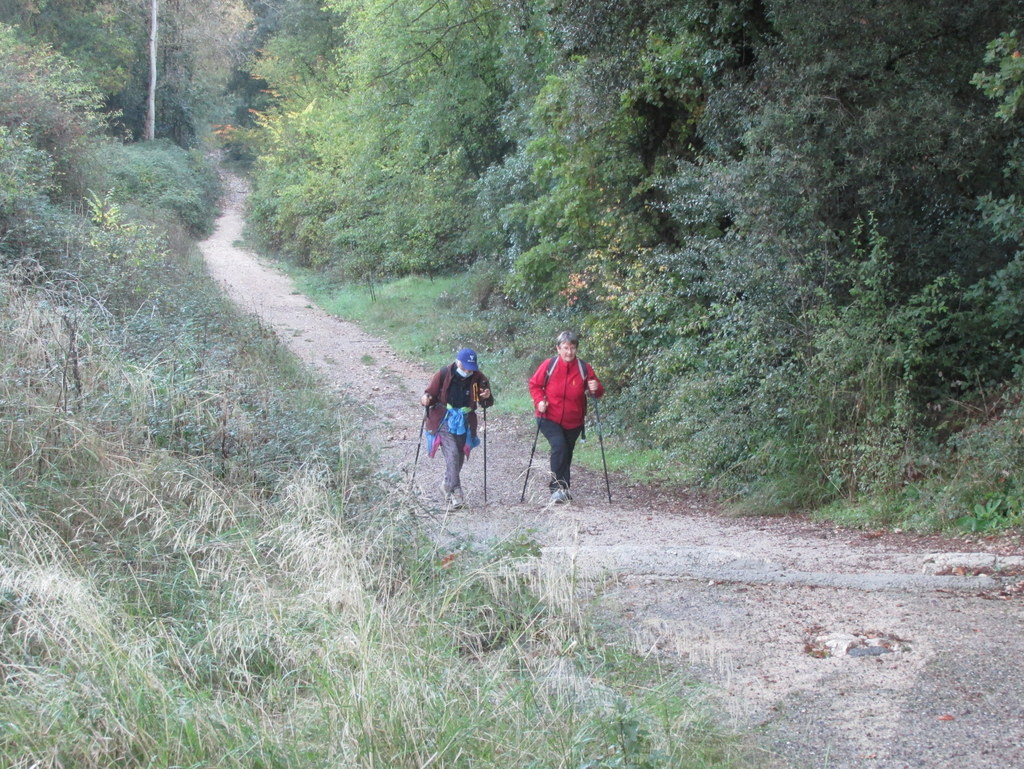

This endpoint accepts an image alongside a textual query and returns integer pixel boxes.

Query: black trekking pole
[520,420,541,502]
[482,406,488,504]
[411,405,428,488]
[473,382,489,505]
[473,383,488,505]
[590,393,612,502]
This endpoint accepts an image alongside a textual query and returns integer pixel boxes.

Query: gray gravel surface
[202,173,1024,769]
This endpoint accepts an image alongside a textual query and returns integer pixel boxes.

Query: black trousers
[538,418,583,491]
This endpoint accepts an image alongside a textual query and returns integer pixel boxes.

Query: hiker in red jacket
[528,331,603,503]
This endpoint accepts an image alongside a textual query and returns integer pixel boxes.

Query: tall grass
[0,264,751,768]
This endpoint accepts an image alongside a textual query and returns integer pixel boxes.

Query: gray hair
[556,330,579,346]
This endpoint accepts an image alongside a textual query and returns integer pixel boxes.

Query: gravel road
[200,172,1024,769]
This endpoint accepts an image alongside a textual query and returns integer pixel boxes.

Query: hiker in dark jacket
[528,331,603,503]
[420,348,493,509]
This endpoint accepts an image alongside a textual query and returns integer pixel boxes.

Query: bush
[88,139,221,237]
[0,24,105,197]
[0,124,72,267]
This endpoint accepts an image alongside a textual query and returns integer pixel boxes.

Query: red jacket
[528,356,603,430]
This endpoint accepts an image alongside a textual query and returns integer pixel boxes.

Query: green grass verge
[296,272,460,362]
[293,270,540,416]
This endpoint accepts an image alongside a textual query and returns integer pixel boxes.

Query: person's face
[556,341,577,362]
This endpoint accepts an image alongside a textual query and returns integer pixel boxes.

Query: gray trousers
[439,423,466,494]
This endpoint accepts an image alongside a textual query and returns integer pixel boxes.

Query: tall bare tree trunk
[144,0,158,140]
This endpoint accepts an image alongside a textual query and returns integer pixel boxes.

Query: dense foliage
[244,1,1023,525]
[0,0,251,145]
[0,23,220,297]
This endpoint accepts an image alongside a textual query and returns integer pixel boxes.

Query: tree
[0,0,250,145]
[972,30,1024,248]
[248,0,509,275]
[145,0,157,140]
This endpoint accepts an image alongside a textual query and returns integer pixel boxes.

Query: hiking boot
[550,488,571,504]
[449,489,465,509]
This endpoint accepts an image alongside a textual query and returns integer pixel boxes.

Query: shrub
[87,139,221,237]
[0,24,105,198]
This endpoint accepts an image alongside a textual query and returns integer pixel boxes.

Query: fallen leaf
[937,714,955,721]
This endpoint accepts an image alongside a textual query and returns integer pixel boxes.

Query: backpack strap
[430,364,452,408]
[543,357,557,387]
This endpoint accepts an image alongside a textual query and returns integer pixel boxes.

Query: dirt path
[200,173,1024,769]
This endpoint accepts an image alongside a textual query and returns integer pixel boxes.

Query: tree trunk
[144,0,158,140]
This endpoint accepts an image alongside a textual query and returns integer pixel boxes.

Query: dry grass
[0,273,749,769]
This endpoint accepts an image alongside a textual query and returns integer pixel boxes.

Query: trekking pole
[473,383,488,505]
[482,405,488,504]
[411,404,428,487]
[590,393,612,502]
[520,420,541,502]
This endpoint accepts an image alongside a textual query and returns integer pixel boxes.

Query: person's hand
[587,379,599,394]
[538,398,548,413]
[479,388,491,400]
[420,394,431,407]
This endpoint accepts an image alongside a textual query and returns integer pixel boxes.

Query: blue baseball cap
[456,348,479,371]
